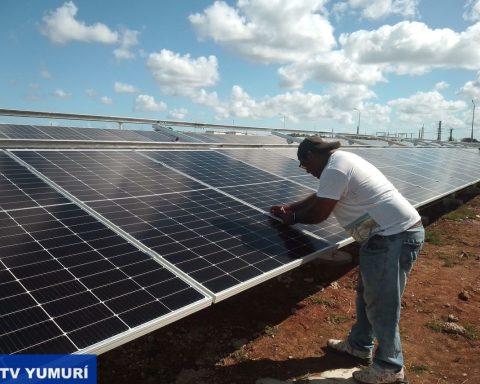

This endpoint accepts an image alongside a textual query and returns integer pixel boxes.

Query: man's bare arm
[271,194,337,225]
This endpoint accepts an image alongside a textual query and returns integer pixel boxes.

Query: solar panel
[141,150,283,188]
[0,151,70,209]
[0,124,52,140]
[88,189,331,299]
[103,129,154,142]
[218,180,347,243]
[218,148,302,177]
[217,148,321,190]
[207,133,288,145]
[13,150,206,202]
[13,149,334,300]
[0,150,214,354]
[69,127,125,141]
[34,125,92,141]
[134,130,177,142]
[0,203,209,354]
[180,132,219,143]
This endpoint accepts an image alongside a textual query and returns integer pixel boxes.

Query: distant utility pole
[472,100,475,141]
[354,108,361,136]
[437,120,442,141]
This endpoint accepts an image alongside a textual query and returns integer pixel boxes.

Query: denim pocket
[400,232,424,274]
[360,235,389,280]
[365,235,387,252]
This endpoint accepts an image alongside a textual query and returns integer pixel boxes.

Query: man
[271,137,424,384]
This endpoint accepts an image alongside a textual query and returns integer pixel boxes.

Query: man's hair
[297,137,341,160]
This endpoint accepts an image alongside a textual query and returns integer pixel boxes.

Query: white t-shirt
[316,151,420,237]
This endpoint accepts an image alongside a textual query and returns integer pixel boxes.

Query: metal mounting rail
[0,108,314,134]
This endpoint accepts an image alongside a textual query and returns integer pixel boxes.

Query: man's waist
[407,219,423,229]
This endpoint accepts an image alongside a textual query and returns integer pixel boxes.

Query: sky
[1,0,480,140]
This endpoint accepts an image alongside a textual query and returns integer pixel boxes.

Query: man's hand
[270,204,296,225]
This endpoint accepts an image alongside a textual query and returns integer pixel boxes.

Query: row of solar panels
[1,146,479,356]
[0,123,407,147]
[0,124,290,144]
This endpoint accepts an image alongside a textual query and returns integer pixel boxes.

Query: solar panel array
[2,148,334,354]
[0,123,299,145]
[0,150,212,354]
[0,124,175,142]
[180,132,289,145]
[1,127,479,357]
[11,150,331,295]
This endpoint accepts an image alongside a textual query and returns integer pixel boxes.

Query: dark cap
[297,137,341,160]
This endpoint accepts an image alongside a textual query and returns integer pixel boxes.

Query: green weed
[464,324,479,340]
[438,253,457,268]
[231,349,249,362]
[424,320,443,333]
[327,314,350,325]
[264,325,279,337]
[409,364,431,374]
[308,297,339,308]
[444,207,475,221]
[425,231,442,245]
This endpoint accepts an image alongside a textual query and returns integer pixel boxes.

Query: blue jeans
[347,226,424,371]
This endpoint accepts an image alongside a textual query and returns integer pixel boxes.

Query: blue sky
[1,0,480,140]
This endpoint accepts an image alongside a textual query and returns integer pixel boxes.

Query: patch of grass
[327,314,350,325]
[409,364,431,374]
[464,324,479,340]
[231,349,249,362]
[425,231,442,245]
[425,320,443,333]
[424,321,478,340]
[444,207,476,221]
[264,325,279,337]
[308,297,339,308]
[438,253,457,268]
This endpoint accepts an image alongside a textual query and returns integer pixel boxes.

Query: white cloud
[333,0,419,20]
[40,1,118,44]
[389,90,466,127]
[189,0,335,64]
[53,88,70,97]
[434,81,449,91]
[196,83,387,126]
[40,68,51,79]
[134,94,167,113]
[113,29,140,60]
[146,49,219,95]
[114,81,139,94]
[168,108,188,119]
[85,88,97,97]
[463,0,480,22]
[100,96,113,105]
[340,21,480,74]
[278,51,385,89]
[458,71,480,101]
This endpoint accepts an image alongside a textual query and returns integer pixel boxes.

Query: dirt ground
[98,192,480,384]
